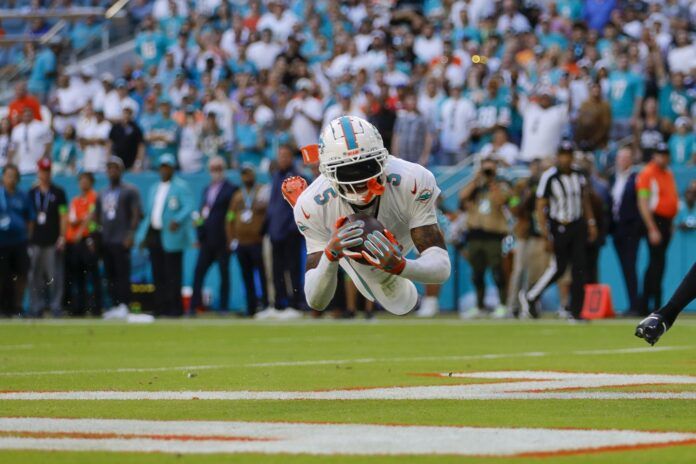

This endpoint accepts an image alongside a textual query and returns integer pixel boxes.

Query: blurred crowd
[2,0,696,175]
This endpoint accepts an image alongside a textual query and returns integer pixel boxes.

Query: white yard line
[0,417,694,456]
[0,344,34,351]
[0,346,690,377]
[2,371,695,401]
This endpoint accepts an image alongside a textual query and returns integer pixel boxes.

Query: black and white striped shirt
[536,167,586,223]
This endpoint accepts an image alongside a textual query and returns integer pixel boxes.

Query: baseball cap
[655,142,669,154]
[37,157,52,171]
[337,85,352,99]
[100,72,114,83]
[295,78,312,91]
[159,153,177,167]
[81,64,96,77]
[106,156,125,170]
[115,78,128,88]
[675,116,691,128]
[558,140,575,153]
[240,163,255,174]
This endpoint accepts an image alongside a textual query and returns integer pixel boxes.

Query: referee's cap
[558,140,575,154]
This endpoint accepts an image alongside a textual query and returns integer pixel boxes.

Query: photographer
[459,155,511,318]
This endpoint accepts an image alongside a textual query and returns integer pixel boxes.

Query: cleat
[518,291,539,319]
[635,313,669,346]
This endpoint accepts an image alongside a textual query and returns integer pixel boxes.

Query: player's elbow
[304,281,329,311]
[427,254,451,284]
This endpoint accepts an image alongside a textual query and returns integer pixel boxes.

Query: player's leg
[567,223,588,320]
[636,263,696,345]
[344,261,418,316]
[522,225,570,318]
[486,238,507,317]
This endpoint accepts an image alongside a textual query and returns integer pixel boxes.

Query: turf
[0,317,695,463]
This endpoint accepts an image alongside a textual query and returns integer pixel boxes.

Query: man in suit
[135,153,194,317]
[190,156,237,314]
[610,147,642,315]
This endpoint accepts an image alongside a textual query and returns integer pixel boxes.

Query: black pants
[640,215,672,314]
[271,233,305,310]
[0,243,29,317]
[65,240,102,316]
[237,243,268,315]
[191,244,230,311]
[613,227,641,312]
[148,229,183,317]
[657,263,696,326]
[527,220,588,318]
[102,243,131,307]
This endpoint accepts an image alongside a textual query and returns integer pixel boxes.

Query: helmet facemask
[322,152,387,205]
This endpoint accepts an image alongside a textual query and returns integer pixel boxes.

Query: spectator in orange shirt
[65,172,101,316]
[636,142,679,315]
[7,83,42,127]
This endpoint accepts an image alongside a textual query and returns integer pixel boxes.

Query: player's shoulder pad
[385,157,439,202]
[293,176,329,227]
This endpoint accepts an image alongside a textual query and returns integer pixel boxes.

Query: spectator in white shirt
[8,108,52,175]
[51,73,84,135]
[256,1,298,41]
[284,79,323,150]
[246,28,282,71]
[496,0,531,34]
[517,88,570,162]
[414,23,444,64]
[323,86,366,128]
[438,85,477,164]
[103,79,139,124]
[78,108,112,173]
[478,126,520,166]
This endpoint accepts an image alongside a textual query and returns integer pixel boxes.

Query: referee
[519,141,598,320]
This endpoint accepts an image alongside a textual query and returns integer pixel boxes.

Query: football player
[282,116,451,315]
[635,262,696,345]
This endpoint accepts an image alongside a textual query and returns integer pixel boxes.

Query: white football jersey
[293,156,441,311]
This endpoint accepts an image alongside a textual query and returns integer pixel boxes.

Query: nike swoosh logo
[411,180,417,195]
[302,207,311,219]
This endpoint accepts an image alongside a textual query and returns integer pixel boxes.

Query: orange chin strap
[362,178,385,203]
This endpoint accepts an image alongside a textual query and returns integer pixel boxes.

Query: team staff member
[636,142,678,315]
[190,156,237,314]
[65,172,101,316]
[227,164,269,316]
[135,153,194,317]
[0,164,34,317]
[28,158,68,318]
[96,156,142,320]
[519,141,598,320]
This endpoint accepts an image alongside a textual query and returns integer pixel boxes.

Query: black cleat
[635,313,669,346]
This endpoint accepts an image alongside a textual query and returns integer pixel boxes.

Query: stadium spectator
[608,54,644,141]
[177,107,203,173]
[64,172,101,317]
[27,38,60,103]
[459,155,510,318]
[636,97,667,163]
[190,157,237,314]
[473,76,512,148]
[391,92,431,165]
[636,143,679,316]
[103,79,139,124]
[579,154,610,284]
[199,112,227,166]
[256,145,304,320]
[669,117,695,166]
[0,164,34,317]
[135,153,194,317]
[575,82,611,151]
[235,101,267,169]
[227,164,269,317]
[0,118,11,168]
[97,157,142,320]
[610,147,642,315]
[284,79,322,150]
[108,106,145,171]
[478,126,519,166]
[78,108,111,174]
[51,125,80,174]
[438,85,476,165]
[8,108,52,175]
[517,88,569,163]
[676,181,696,233]
[145,100,180,168]
[8,82,42,127]
[27,158,67,318]
[51,73,82,136]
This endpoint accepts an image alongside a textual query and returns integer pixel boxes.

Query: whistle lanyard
[35,189,50,214]
[241,186,255,210]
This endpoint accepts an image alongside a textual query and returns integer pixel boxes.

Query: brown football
[345,213,386,265]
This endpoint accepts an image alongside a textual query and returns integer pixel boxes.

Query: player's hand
[282,176,307,207]
[362,229,406,275]
[324,216,364,262]
[648,226,662,245]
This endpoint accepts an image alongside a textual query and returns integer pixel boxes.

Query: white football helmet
[318,115,389,205]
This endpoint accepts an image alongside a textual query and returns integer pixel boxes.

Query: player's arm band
[304,252,340,311]
[400,246,451,284]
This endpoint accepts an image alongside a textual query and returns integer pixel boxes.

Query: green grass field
[0,317,695,463]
